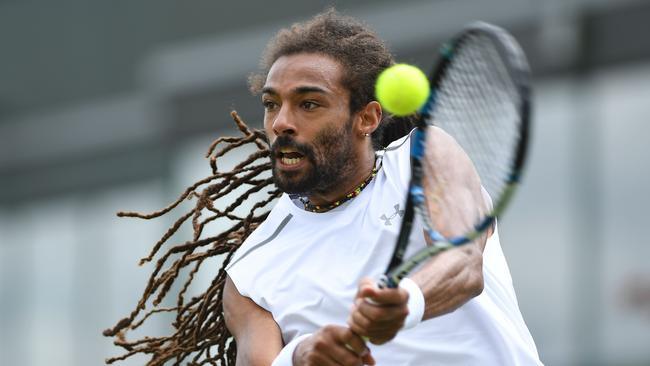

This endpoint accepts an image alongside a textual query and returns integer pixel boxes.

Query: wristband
[399,277,425,329]
[271,333,312,366]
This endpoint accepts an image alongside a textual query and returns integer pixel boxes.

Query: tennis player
[224,9,542,366]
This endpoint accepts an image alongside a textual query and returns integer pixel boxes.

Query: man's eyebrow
[261,86,277,95]
[292,86,329,95]
[261,85,329,95]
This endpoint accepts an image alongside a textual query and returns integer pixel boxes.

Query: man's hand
[293,325,375,366]
[347,277,409,345]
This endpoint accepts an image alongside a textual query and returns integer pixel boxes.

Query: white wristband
[399,278,425,329]
[271,333,312,366]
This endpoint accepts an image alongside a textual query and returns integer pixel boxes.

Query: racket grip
[378,274,399,289]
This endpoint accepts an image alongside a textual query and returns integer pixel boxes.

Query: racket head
[383,22,532,287]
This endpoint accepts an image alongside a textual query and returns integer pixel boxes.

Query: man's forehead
[264,53,345,94]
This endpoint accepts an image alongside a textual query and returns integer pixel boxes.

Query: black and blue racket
[380,21,532,288]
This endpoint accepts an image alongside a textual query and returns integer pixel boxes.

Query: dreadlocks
[103,111,278,365]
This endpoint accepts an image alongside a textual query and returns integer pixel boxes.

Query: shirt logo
[380,204,405,226]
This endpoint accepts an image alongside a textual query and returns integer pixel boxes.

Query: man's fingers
[305,353,340,366]
[356,278,379,299]
[348,309,405,336]
[363,287,409,305]
[348,308,372,333]
[318,345,361,366]
[361,351,376,366]
[295,325,376,366]
[322,325,371,365]
[355,298,410,322]
[340,329,376,365]
[349,278,411,349]
[340,329,370,358]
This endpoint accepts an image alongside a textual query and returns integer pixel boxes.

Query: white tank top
[227,134,541,365]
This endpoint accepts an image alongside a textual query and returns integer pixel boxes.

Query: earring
[363,133,370,137]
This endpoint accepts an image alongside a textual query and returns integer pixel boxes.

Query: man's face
[262,53,358,195]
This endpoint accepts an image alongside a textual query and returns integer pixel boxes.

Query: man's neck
[306,152,376,206]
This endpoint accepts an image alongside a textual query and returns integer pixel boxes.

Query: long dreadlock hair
[104,9,416,366]
[103,111,277,365]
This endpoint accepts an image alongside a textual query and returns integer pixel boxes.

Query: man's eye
[263,100,278,111]
[301,101,319,110]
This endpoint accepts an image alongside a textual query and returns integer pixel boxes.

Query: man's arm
[412,126,493,319]
[348,126,490,343]
[223,275,284,365]
[411,241,484,319]
[225,275,374,366]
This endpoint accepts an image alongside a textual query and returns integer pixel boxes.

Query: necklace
[301,159,380,213]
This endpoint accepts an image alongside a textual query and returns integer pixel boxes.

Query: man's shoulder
[226,195,294,270]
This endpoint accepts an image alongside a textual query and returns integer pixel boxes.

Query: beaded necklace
[300,158,381,213]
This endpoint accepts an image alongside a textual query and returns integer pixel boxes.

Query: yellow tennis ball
[375,64,430,116]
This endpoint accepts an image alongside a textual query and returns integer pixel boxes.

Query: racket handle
[377,274,398,289]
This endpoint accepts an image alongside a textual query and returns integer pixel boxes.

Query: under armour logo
[380,204,405,226]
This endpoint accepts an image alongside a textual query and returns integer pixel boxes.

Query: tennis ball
[375,64,430,116]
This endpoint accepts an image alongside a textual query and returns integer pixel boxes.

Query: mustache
[270,136,315,160]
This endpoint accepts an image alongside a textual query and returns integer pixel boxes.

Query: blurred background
[1,0,650,365]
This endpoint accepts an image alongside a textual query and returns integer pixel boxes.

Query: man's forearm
[410,243,484,320]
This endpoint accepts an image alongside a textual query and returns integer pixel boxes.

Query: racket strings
[456,37,517,172]
[460,41,516,190]
[428,33,522,210]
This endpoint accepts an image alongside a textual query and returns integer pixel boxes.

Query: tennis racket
[380,21,531,288]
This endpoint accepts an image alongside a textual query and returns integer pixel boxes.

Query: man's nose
[272,105,296,136]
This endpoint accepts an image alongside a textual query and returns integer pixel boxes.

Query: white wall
[501,63,650,365]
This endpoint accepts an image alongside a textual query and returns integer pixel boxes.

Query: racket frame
[380,22,531,288]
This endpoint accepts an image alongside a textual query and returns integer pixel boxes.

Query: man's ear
[356,101,382,136]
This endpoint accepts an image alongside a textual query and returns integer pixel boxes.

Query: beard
[270,118,357,195]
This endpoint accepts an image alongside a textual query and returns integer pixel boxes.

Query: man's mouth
[278,148,305,166]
